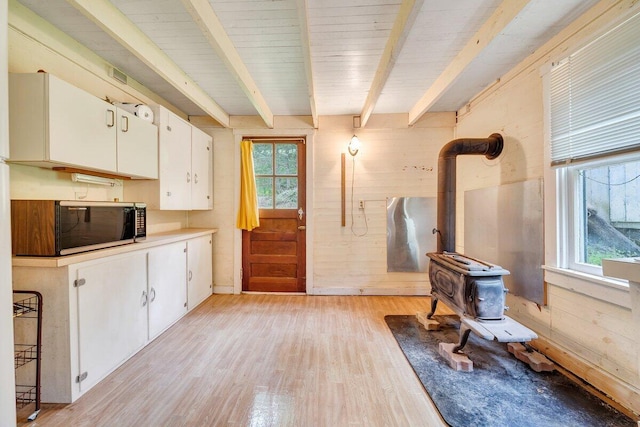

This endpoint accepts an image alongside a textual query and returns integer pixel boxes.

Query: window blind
[550,12,640,166]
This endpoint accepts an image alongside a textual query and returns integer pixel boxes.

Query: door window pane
[252,141,300,209]
[275,177,298,208]
[256,177,273,209]
[276,144,298,175]
[253,143,273,175]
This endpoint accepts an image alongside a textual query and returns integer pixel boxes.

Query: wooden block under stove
[439,342,473,372]
[508,342,555,372]
[416,312,441,330]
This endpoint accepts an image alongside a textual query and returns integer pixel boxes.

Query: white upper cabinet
[10,73,116,172]
[191,126,213,210]
[125,105,212,210]
[8,73,158,179]
[116,108,158,179]
[158,106,192,210]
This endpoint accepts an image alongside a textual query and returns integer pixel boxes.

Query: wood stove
[428,252,509,320]
[426,134,537,354]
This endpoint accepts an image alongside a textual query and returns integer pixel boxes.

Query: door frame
[232,128,315,294]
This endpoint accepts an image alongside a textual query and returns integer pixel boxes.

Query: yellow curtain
[236,139,260,231]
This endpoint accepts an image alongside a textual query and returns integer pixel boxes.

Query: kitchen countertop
[12,228,217,268]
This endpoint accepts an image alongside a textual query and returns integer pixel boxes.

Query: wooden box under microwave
[11,200,144,256]
[11,200,58,256]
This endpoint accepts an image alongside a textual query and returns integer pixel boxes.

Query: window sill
[542,265,630,309]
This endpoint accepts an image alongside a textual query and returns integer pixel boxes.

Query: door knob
[298,225,306,230]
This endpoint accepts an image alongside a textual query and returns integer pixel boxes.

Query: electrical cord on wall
[350,155,369,237]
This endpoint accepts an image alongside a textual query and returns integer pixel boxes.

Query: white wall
[455,0,640,413]
[312,114,454,294]
[1,0,17,423]
[188,114,454,295]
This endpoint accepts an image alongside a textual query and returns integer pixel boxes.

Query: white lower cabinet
[187,235,213,310]
[148,242,188,339]
[76,252,148,393]
[11,231,214,403]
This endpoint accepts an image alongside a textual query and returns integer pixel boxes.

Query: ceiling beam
[360,0,423,128]
[181,0,274,129]
[408,0,530,125]
[295,0,318,129]
[65,0,230,127]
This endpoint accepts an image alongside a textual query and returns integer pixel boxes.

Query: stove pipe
[436,133,504,253]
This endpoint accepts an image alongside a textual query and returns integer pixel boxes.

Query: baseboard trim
[310,287,431,296]
[213,285,234,294]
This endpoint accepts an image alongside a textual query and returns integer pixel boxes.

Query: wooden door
[242,140,306,292]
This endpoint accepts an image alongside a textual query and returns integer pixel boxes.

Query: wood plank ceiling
[12,0,600,128]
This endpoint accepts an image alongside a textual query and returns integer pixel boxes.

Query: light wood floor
[17,294,448,427]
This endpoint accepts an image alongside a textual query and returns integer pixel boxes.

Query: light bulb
[348,135,361,156]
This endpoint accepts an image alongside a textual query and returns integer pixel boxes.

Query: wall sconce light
[348,135,361,156]
[71,173,120,187]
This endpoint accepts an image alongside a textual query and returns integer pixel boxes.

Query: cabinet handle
[189,270,193,281]
[187,172,191,183]
[150,287,156,303]
[106,109,115,128]
[121,115,129,132]
[141,290,148,307]
[194,173,199,184]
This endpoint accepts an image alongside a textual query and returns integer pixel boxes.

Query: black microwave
[11,200,146,256]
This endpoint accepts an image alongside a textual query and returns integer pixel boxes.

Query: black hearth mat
[385,315,635,427]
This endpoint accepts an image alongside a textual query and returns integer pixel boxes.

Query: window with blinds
[550,12,640,166]
[550,11,640,274]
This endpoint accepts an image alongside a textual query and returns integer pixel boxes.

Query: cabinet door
[76,252,148,393]
[191,127,213,210]
[48,75,117,172]
[187,235,213,310]
[148,242,188,339]
[159,110,191,210]
[116,108,158,179]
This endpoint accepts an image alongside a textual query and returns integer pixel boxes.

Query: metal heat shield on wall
[386,197,437,273]
[464,179,545,305]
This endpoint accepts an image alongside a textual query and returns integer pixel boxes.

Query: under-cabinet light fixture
[348,135,361,156]
[71,173,119,187]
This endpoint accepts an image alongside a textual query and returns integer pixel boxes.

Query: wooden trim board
[530,336,640,418]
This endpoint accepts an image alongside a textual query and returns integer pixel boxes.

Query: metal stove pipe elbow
[436,133,504,253]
